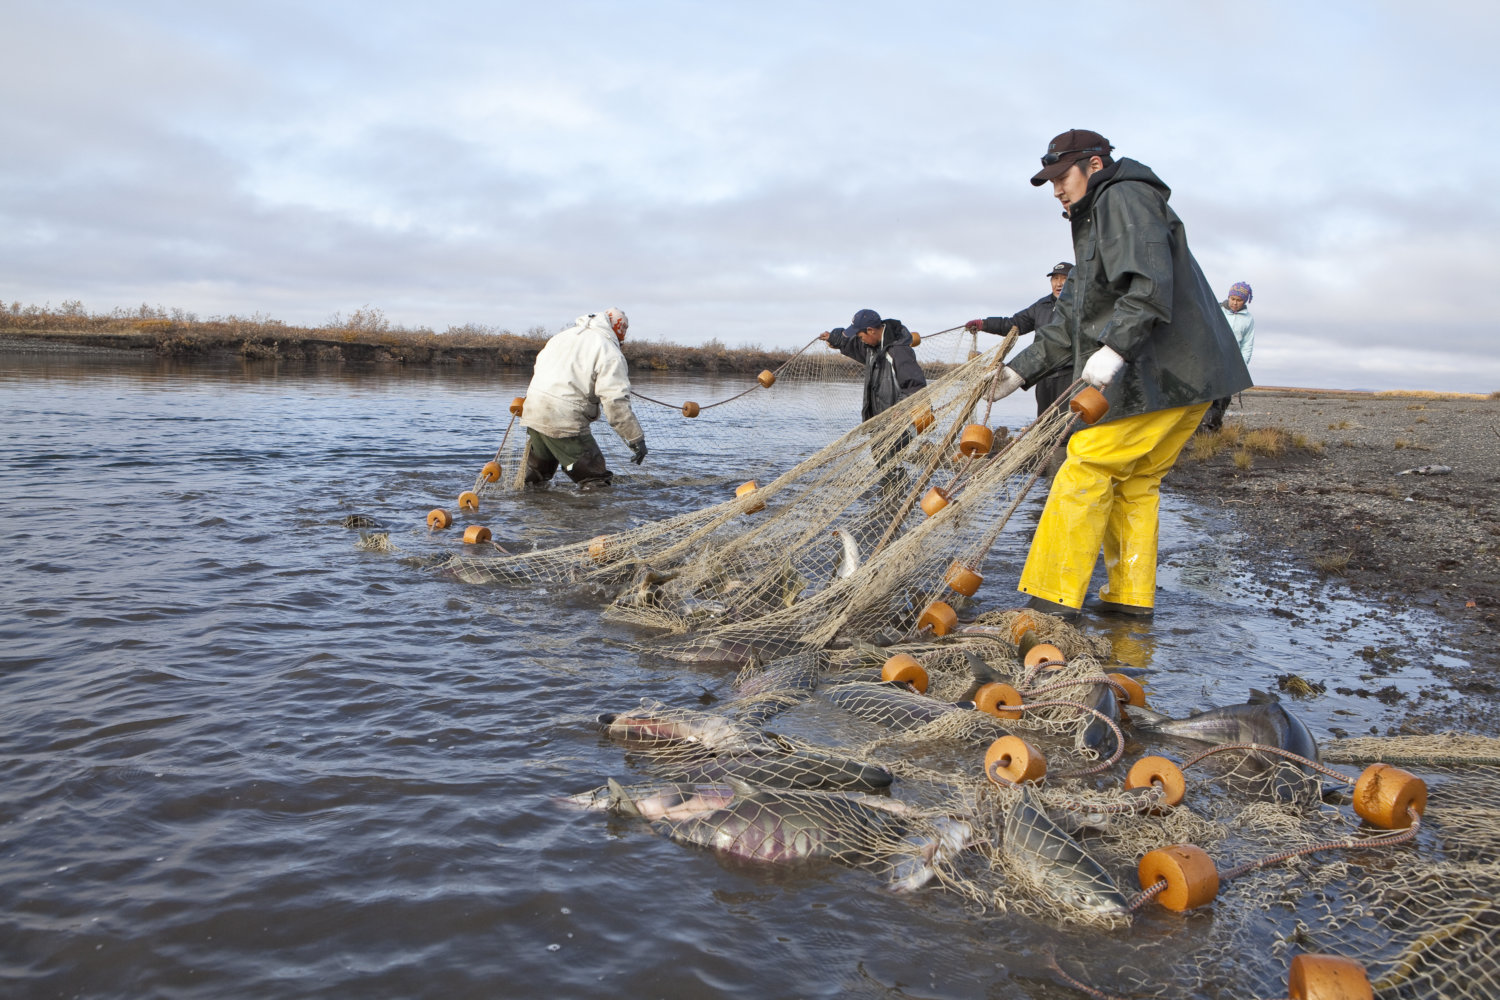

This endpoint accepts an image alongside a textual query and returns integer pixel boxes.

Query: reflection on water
[0,353,1464,999]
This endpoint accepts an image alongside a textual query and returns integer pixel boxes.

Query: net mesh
[569,638,1500,998]
[466,326,997,496]
[422,330,1500,998]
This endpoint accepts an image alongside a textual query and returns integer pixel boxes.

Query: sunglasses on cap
[1040,146,1104,167]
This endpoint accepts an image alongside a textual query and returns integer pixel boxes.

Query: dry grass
[0,300,800,372]
[1189,424,1322,464]
[1328,419,1351,430]
[1373,389,1491,401]
[1312,550,1353,575]
[1394,439,1409,450]
[1240,428,1286,457]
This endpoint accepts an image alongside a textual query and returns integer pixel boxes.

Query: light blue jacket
[1221,303,1254,365]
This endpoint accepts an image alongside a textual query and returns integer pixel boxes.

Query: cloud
[2,1,1498,390]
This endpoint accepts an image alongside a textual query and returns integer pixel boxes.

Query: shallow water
[0,353,1468,999]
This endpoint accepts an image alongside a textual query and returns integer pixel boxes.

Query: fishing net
[572,638,1500,999]
[462,326,998,498]
[422,321,1500,998]
[441,330,1098,681]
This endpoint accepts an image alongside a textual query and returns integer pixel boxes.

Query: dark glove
[964,319,986,333]
[629,438,648,465]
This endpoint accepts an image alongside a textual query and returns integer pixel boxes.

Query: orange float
[920,487,949,517]
[945,561,983,597]
[974,682,1023,720]
[985,736,1046,785]
[911,405,935,433]
[509,396,525,417]
[427,508,453,530]
[681,401,701,418]
[881,654,929,693]
[1008,612,1038,645]
[910,331,922,347]
[480,461,502,483]
[757,370,776,389]
[917,601,958,636]
[1138,844,1219,911]
[1288,954,1373,1000]
[958,424,995,457]
[1069,386,1109,424]
[1108,672,1148,709]
[587,535,611,563]
[1125,756,1186,808]
[736,480,766,514]
[458,491,479,511]
[463,525,492,544]
[1352,763,1427,830]
[1022,642,1065,669]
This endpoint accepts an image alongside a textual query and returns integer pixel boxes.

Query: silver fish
[1126,689,1318,758]
[661,746,894,791]
[1003,785,1129,917]
[658,784,967,890]
[821,681,1014,746]
[1074,682,1120,757]
[1127,689,1319,800]
[605,779,738,821]
[598,704,768,754]
[888,816,974,892]
[831,528,862,579]
[1396,465,1451,476]
[732,650,825,699]
[821,681,960,730]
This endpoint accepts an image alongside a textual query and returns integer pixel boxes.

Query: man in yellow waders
[986,130,1253,620]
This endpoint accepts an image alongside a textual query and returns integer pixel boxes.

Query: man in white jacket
[520,308,647,488]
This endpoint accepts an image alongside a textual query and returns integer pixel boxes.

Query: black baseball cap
[847,308,882,332]
[1047,262,1074,278]
[1031,129,1113,186]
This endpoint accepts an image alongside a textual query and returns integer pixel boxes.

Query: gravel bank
[1167,388,1500,722]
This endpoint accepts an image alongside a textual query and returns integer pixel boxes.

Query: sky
[3,0,1497,391]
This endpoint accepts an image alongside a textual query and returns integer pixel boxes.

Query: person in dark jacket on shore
[819,309,927,422]
[966,262,1075,416]
[986,130,1253,620]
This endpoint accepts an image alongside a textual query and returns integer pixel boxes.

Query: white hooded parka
[521,313,645,445]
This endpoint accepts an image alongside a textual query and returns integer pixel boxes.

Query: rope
[1012,698,1126,777]
[1179,742,1356,785]
[627,334,826,412]
[1128,804,1423,912]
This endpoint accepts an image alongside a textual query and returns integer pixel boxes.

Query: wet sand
[1167,388,1500,726]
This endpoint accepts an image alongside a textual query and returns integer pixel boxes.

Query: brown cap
[1030,129,1113,186]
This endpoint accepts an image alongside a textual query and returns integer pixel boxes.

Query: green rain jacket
[1008,158,1253,422]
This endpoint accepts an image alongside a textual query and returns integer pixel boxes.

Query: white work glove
[1081,344,1126,388]
[985,366,1024,402]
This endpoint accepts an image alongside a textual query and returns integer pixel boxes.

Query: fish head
[1051,880,1131,917]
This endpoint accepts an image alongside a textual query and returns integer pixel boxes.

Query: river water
[0,353,1466,999]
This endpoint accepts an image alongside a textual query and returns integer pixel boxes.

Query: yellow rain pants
[1018,402,1210,610]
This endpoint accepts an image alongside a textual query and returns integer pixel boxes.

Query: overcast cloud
[3,0,1497,390]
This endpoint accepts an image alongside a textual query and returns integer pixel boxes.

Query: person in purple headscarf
[1202,282,1256,431]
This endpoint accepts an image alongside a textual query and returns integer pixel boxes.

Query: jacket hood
[570,313,617,338]
[880,319,911,350]
[1073,158,1170,217]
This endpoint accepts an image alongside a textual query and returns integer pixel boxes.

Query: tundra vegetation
[0,300,798,373]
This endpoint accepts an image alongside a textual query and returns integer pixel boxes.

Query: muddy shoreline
[1167,388,1500,729]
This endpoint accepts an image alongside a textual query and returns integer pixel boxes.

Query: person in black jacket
[820,309,927,422]
[965,262,1074,416]
[986,129,1252,621]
